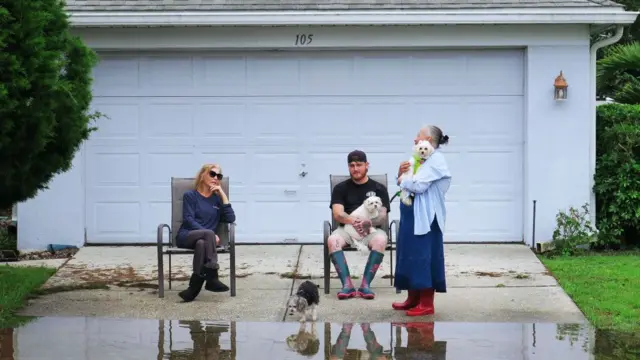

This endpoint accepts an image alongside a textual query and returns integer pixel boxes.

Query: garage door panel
[91,56,139,96]
[304,153,347,190]
[195,102,247,137]
[465,50,524,96]
[357,101,411,128]
[404,100,466,133]
[253,152,304,187]
[301,201,335,239]
[194,55,248,96]
[92,202,141,235]
[247,201,303,241]
[141,102,195,138]
[248,101,302,140]
[139,55,195,90]
[300,57,354,95]
[90,100,140,139]
[465,200,523,242]
[464,99,524,143]
[87,151,140,187]
[143,201,171,237]
[441,201,464,240]
[466,150,521,180]
[144,152,195,185]
[247,57,301,95]
[197,151,249,186]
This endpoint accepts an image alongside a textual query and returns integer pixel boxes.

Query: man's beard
[351,171,367,181]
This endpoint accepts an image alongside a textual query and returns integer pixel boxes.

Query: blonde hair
[194,163,221,192]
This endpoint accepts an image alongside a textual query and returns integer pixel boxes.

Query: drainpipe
[589,25,624,227]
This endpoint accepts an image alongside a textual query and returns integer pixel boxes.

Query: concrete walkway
[16,244,586,324]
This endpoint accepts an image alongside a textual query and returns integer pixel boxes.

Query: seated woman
[176,163,236,302]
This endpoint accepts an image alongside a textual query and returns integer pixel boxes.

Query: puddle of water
[0,317,638,359]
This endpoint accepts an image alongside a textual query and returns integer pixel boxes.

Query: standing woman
[392,125,452,316]
[176,163,236,302]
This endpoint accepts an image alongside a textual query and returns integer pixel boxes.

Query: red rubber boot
[406,289,435,316]
[392,290,420,310]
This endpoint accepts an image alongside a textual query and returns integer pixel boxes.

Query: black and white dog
[287,280,320,322]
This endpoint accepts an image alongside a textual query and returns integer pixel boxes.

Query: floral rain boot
[357,250,384,299]
[330,250,357,299]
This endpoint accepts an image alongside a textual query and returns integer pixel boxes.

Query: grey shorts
[330,227,388,247]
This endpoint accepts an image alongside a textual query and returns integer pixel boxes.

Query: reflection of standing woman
[392,125,451,317]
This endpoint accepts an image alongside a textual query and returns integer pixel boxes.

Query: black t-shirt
[330,178,392,215]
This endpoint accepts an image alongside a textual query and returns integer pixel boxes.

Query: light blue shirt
[399,150,452,236]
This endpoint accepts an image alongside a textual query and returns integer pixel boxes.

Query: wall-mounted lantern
[554,71,568,101]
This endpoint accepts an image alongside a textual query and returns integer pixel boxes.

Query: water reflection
[162,321,236,359]
[2,317,638,359]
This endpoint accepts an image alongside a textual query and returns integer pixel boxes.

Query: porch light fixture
[554,71,568,100]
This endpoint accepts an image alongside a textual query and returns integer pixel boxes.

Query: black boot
[203,267,230,292]
[178,273,205,302]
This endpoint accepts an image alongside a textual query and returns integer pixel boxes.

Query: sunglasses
[209,170,223,180]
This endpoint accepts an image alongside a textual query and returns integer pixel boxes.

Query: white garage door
[85,49,524,244]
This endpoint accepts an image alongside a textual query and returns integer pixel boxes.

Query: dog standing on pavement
[287,280,320,323]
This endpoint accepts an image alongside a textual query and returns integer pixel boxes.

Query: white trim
[69,8,639,27]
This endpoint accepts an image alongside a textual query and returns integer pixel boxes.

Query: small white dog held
[343,195,383,252]
[398,140,435,206]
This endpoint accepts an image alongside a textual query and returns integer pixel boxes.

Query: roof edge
[69,8,639,27]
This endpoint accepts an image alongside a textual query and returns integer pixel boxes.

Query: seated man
[327,150,391,300]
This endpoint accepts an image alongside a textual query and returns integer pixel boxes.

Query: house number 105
[294,34,314,46]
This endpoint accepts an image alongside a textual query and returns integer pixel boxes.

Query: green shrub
[549,203,598,256]
[593,104,640,249]
[0,1,102,210]
[0,219,17,252]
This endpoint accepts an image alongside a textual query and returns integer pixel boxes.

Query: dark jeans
[180,229,219,274]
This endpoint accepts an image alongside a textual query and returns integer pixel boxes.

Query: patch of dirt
[19,248,79,261]
[115,281,160,290]
[56,264,149,284]
[30,282,111,298]
[475,271,503,277]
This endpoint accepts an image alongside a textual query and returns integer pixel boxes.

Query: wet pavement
[1,317,638,359]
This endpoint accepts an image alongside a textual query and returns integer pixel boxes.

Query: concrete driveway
[17,244,586,324]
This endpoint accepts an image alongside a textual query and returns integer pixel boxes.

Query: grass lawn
[540,252,640,333]
[0,266,56,327]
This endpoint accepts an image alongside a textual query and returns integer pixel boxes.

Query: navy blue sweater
[176,190,236,244]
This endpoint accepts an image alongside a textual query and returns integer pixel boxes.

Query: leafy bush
[549,203,598,256]
[0,219,17,252]
[0,1,101,210]
[593,104,640,249]
[596,42,640,104]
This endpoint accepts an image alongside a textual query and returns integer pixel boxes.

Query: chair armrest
[390,220,399,243]
[156,223,171,298]
[157,223,171,246]
[228,222,236,245]
[323,221,332,244]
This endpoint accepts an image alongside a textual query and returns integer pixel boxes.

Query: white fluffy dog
[398,140,435,206]
[343,195,383,252]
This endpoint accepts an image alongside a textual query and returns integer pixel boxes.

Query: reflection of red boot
[406,289,435,316]
[392,290,420,310]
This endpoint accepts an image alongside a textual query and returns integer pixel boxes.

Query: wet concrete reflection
[0,317,637,359]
